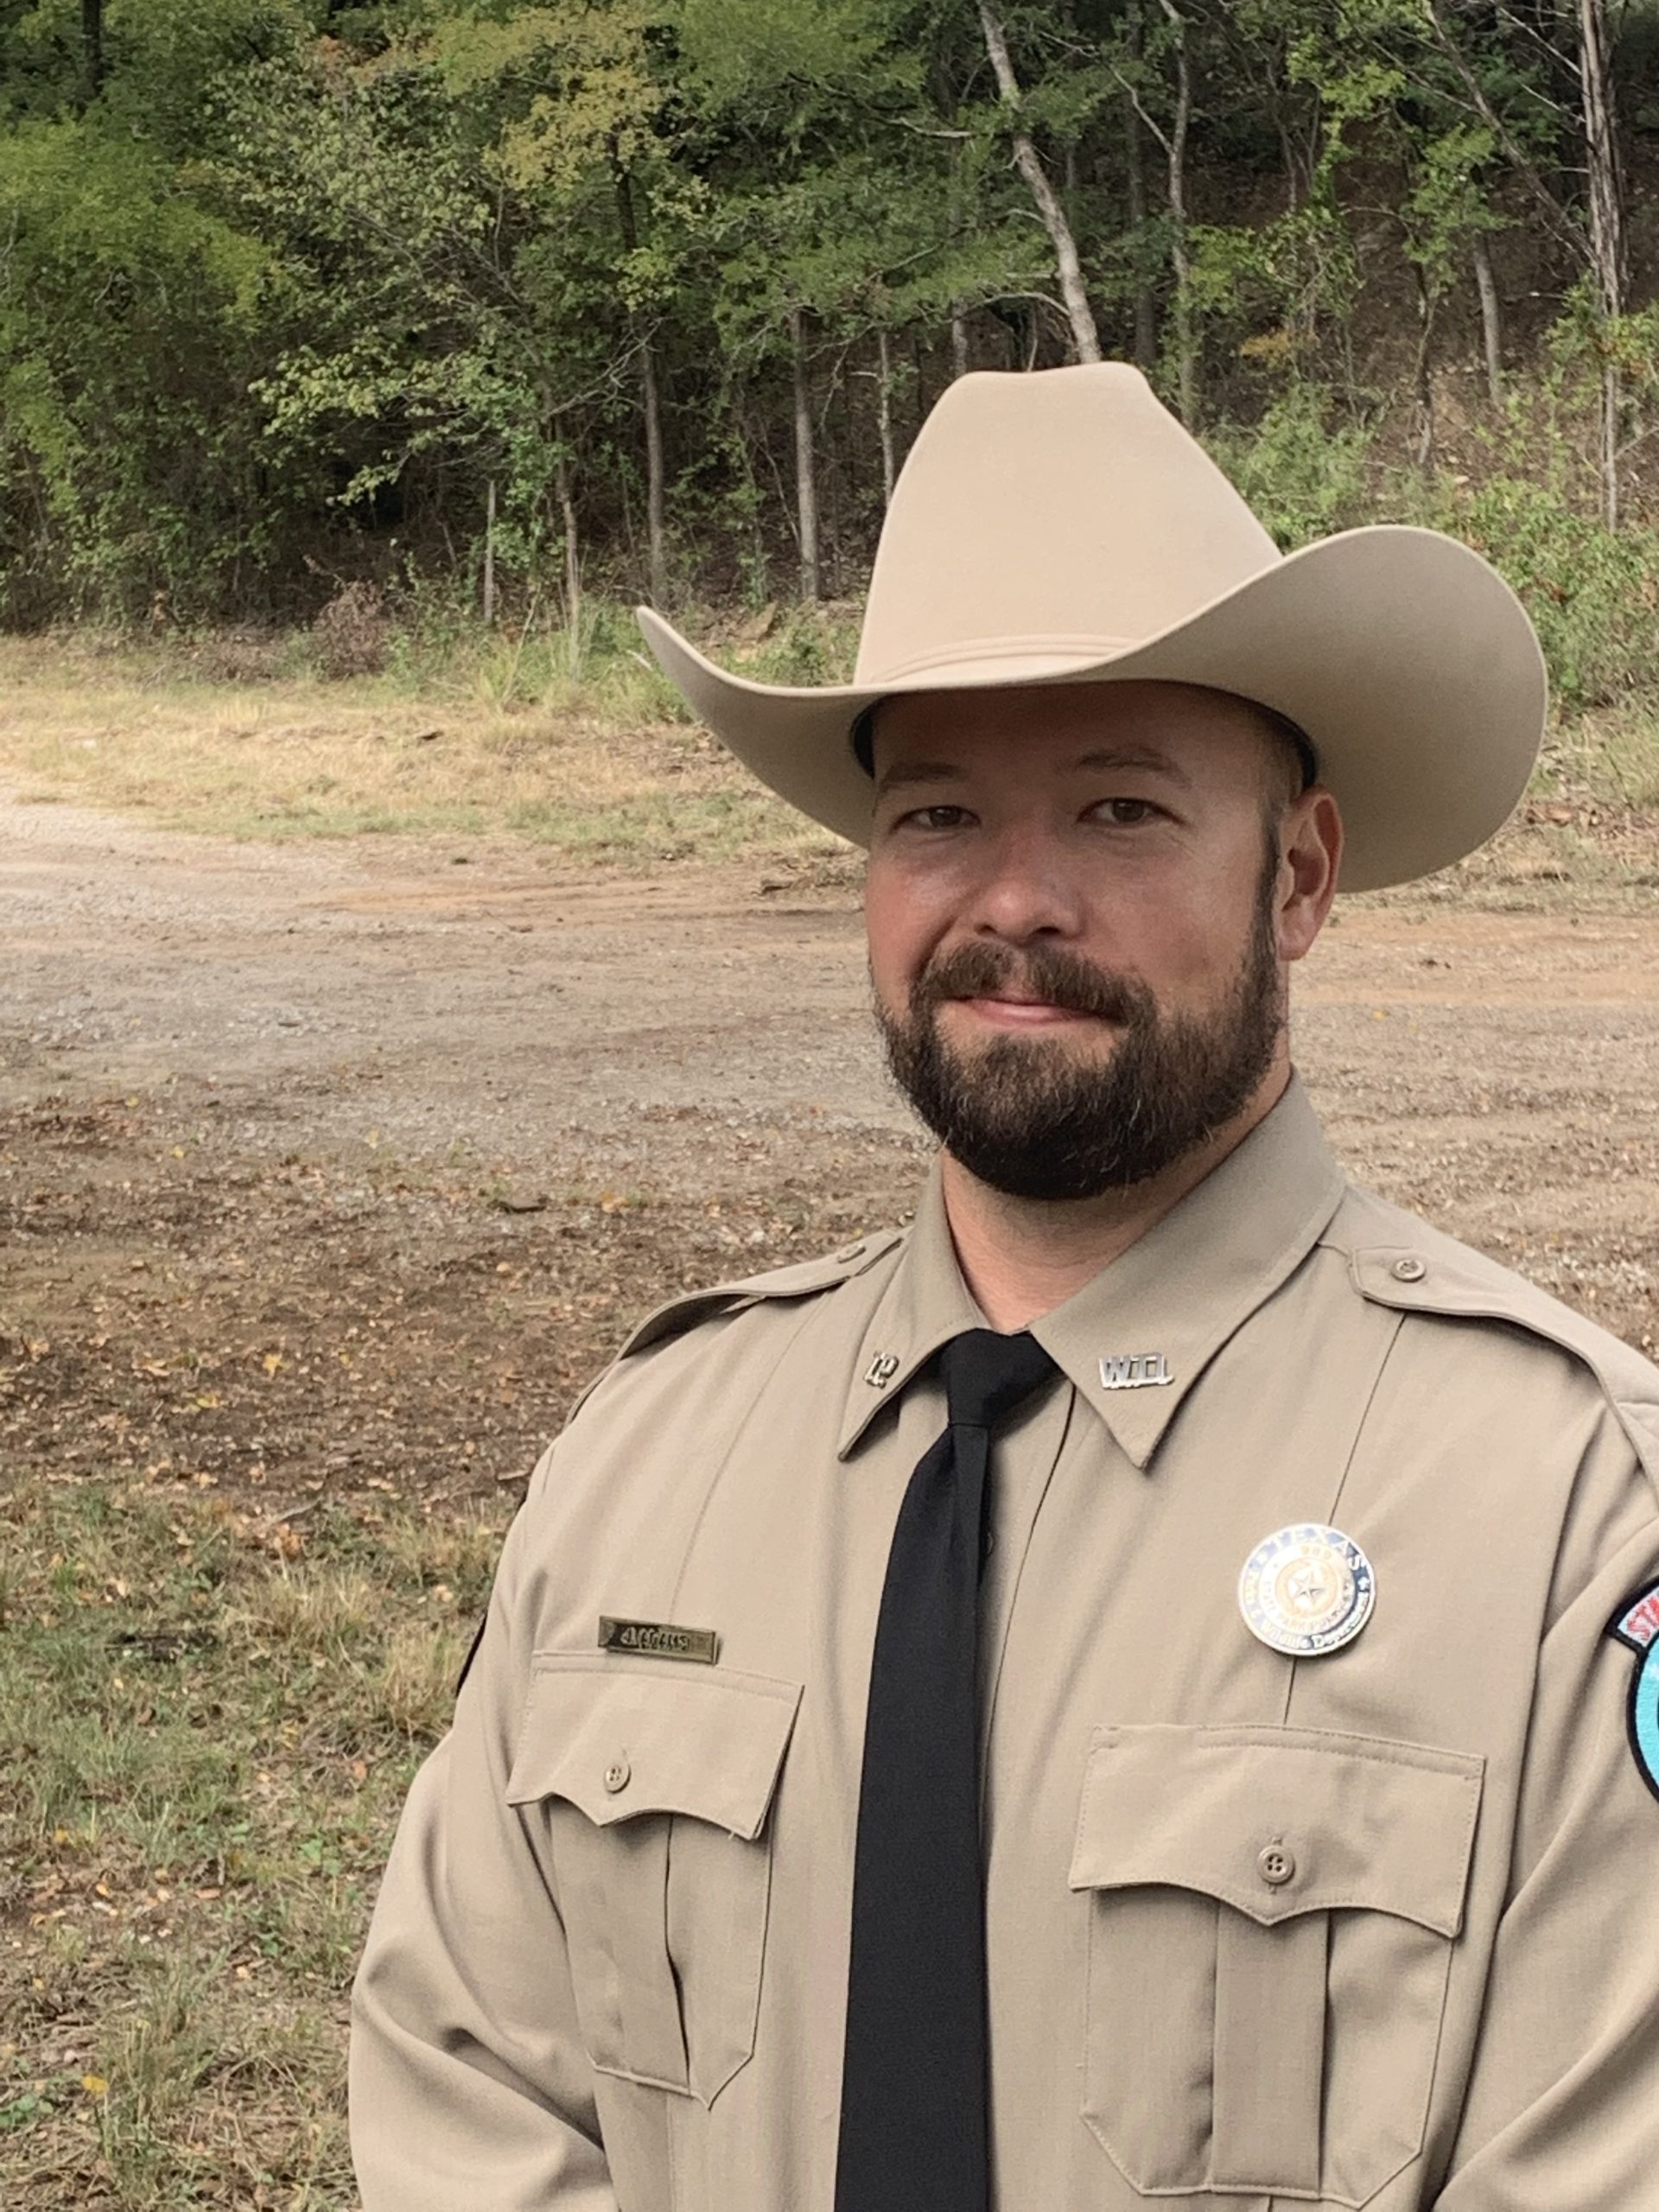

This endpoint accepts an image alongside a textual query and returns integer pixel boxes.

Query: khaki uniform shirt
[351,1081,1659,2211]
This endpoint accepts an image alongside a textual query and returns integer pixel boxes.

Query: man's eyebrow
[873,744,1193,798]
[1072,746,1192,786]
[873,760,968,798]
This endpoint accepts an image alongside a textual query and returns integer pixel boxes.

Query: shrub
[309,582,389,680]
[1424,475,1659,712]
[1204,384,1378,550]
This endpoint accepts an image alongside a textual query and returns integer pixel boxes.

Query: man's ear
[1276,788,1343,963]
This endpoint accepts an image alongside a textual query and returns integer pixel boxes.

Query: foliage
[1433,474,1659,711]
[0,0,1656,721]
[1203,383,1376,547]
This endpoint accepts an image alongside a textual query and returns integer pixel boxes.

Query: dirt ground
[5,791,1659,1522]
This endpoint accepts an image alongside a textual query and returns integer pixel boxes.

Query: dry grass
[0,631,844,866]
[1,627,1656,898]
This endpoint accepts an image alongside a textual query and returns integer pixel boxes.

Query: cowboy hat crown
[639,363,1546,889]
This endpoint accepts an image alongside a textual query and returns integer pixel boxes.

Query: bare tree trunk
[947,132,973,382]
[1159,0,1198,422]
[640,339,667,604]
[875,327,897,507]
[1579,0,1625,528]
[1412,270,1436,471]
[613,162,668,602]
[1132,79,1159,366]
[555,451,581,672]
[1471,233,1503,408]
[790,307,820,601]
[976,0,1102,363]
[482,478,497,626]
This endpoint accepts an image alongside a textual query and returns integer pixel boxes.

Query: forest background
[3,0,1659,726]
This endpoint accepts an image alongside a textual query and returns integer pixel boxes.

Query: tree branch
[976,0,1102,362]
[1420,0,1586,262]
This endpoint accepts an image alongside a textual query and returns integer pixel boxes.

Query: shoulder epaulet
[615,1227,908,1362]
[1337,1195,1659,1493]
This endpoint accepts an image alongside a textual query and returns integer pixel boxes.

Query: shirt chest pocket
[505,1656,802,2107]
[1069,1724,1483,2209]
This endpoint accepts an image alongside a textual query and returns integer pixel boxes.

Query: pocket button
[1256,1842,1296,1887]
[603,1757,632,1794]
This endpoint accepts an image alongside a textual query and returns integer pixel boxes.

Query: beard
[874,852,1284,1204]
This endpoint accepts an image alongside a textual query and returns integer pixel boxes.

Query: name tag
[598,1615,720,1664]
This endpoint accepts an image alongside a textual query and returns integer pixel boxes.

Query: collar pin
[1098,1351,1173,1391]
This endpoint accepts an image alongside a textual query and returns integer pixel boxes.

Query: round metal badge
[1238,1523,1376,1657]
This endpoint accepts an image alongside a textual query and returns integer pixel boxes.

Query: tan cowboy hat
[637,363,1546,890]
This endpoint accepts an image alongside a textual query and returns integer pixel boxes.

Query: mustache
[912,942,1153,1026]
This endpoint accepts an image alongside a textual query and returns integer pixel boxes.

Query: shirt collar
[837,1076,1346,1468]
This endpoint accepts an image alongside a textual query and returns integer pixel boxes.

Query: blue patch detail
[1606,1580,1659,1805]
[1631,1647,1659,1802]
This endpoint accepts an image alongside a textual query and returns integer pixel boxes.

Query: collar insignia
[1098,1351,1172,1390]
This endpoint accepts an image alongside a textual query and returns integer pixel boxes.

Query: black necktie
[835,1328,1058,2212]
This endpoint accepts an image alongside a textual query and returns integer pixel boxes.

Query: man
[350,365,1659,2210]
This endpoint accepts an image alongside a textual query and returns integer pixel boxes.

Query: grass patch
[0,620,853,867]
[0,615,1656,892]
[0,1471,514,2209]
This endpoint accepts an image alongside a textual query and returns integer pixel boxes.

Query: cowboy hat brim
[638,523,1546,893]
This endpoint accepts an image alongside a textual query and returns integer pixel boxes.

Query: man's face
[865,680,1338,1203]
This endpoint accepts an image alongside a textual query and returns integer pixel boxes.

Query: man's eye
[1095,798,1157,825]
[904,804,971,830]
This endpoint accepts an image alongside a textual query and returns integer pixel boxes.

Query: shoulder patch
[615,1228,907,1362]
[1340,1211,1659,1500]
[1606,1580,1659,1803]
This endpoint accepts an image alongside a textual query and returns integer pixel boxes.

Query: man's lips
[948,994,1105,1029]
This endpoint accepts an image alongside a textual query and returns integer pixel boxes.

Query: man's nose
[969,823,1085,943]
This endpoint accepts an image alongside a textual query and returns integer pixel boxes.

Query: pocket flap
[505,1655,803,1837]
[1068,1724,1482,1936]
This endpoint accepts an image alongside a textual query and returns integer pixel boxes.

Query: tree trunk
[555,451,581,672]
[1471,233,1503,408]
[1412,270,1436,472]
[640,337,667,605]
[976,1,1102,364]
[950,309,970,378]
[1579,0,1625,529]
[875,327,897,507]
[731,378,770,600]
[790,307,820,601]
[613,162,669,603]
[1159,0,1198,422]
[1122,73,1157,370]
[80,0,103,104]
[482,478,497,626]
